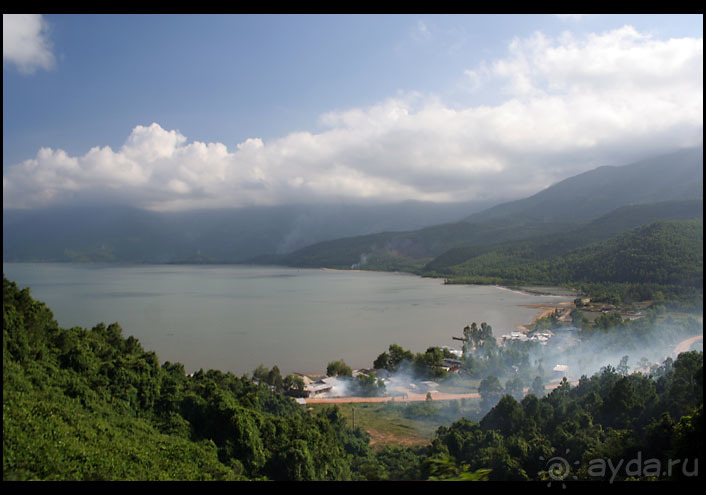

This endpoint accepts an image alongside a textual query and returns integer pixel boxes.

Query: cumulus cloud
[3,14,55,74]
[3,26,702,211]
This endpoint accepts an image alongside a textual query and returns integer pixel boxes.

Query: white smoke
[305,315,702,430]
[351,253,369,270]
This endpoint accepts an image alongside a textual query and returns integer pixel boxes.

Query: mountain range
[3,145,703,276]
[2,199,493,263]
[270,145,703,272]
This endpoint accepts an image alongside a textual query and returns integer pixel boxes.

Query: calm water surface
[3,263,573,376]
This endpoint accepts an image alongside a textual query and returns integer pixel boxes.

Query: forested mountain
[426,200,703,273]
[434,219,703,305]
[273,147,703,284]
[426,211,703,284]
[275,199,703,272]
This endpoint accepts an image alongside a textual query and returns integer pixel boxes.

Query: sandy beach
[514,300,575,332]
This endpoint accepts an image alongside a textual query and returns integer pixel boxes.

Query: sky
[3,14,703,211]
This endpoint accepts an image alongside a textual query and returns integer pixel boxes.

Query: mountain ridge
[464,145,703,225]
[273,146,703,270]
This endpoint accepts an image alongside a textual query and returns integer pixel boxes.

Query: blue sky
[3,14,703,211]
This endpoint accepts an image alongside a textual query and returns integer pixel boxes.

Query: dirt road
[304,391,480,404]
[674,335,703,355]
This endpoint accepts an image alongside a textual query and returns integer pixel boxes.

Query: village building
[301,375,336,398]
[553,364,569,379]
[502,331,529,342]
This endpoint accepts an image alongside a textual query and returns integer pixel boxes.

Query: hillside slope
[425,200,703,274]
[2,277,371,480]
[436,219,703,292]
[465,145,703,224]
[274,147,703,271]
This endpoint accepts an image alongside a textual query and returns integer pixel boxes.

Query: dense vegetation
[3,277,371,480]
[432,220,703,305]
[428,355,702,482]
[4,276,702,481]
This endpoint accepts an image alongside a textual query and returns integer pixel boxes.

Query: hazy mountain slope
[2,200,490,263]
[465,145,703,224]
[271,219,577,269]
[275,146,703,270]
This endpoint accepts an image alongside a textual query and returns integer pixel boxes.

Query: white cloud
[3,26,702,211]
[3,14,55,74]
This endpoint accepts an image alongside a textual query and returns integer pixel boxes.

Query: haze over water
[3,263,573,376]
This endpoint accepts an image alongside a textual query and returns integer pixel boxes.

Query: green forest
[429,220,702,288]
[3,276,703,481]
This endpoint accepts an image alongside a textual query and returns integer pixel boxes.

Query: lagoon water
[3,263,573,376]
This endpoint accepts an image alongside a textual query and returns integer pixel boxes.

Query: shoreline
[296,298,576,379]
[493,284,578,298]
[5,262,577,378]
[514,300,575,332]
[292,287,576,377]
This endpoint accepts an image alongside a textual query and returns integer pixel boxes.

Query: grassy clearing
[308,402,435,448]
[307,396,484,450]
